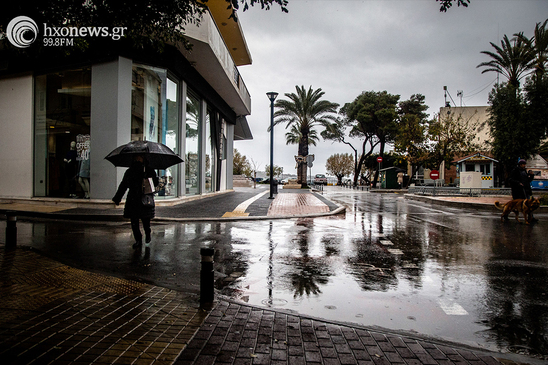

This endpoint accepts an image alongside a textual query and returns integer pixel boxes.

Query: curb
[0,197,347,223]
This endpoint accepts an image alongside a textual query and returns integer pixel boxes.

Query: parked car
[261,178,280,185]
[314,174,327,185]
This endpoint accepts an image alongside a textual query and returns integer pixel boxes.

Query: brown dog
[494,198,540,224]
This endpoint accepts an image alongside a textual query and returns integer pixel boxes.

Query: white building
[0,3,253,204]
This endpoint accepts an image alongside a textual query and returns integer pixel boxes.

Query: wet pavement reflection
[215,190,548,359]
[2,188,547,360]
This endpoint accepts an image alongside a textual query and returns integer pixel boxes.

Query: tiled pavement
[0,248,535,365]
[0,248,206,365]
[174,301,525,365]
[267,193,330,217]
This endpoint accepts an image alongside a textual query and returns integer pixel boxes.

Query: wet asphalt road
[2,188,548,360]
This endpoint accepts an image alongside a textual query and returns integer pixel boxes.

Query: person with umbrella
[112,154,159,251]
[106,140,183,252]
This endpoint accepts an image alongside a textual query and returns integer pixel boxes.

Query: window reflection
[186,92,200,195]
[131,64,180,198]
[34,68,91,198]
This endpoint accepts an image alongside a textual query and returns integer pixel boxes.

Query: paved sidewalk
[0,248,536,365]
[174,300,532,365]
[0,248,206,365]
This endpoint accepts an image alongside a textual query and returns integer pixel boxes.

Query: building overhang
[181,6,252,118]
[234,116,253,140]
[203,0,252,66]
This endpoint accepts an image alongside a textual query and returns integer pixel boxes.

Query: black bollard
[200,248,215,308]
[5,212,17,249]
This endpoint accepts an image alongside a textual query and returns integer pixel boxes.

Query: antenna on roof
[457,90,463,106]
[443,86,456,107]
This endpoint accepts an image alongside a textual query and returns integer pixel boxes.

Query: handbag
[141,193,155,208]
[142,177,155,194]
[141,166,155,207]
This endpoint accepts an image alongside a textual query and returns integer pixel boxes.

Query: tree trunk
[297,129,310,188]
[372,140,386,188]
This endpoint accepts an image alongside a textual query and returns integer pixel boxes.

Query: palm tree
[273,86,339,186]
[285,125,319,146]
[516,19,548,79]
[477,34,535,88]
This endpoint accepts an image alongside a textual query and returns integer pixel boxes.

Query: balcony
[181,9,252,117]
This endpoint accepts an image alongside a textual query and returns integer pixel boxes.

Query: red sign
[376,156,383,163]
[430,170,440,180]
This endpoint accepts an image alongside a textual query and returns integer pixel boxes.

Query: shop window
[34,68,91,198]
[205,109,215,193]
[186,91,200,195]
[131,64,179,198]
[479,164,491,175]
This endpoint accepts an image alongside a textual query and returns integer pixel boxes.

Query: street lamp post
[266,92,278,199]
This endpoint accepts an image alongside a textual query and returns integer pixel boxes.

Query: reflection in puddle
[216,191,548,359]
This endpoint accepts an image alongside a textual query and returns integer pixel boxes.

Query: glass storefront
[34,68,91,198]
[33,62,226,200]
[185,91,200,195]
[131,64,180,198]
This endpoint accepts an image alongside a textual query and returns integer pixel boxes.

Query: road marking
[438,299,468,315]
[222,191,269,217]
[380,240,393,246]
[387,249,404,255]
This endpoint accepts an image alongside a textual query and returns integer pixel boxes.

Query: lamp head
[266,92,278,102]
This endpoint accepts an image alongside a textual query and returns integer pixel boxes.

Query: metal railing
[407,186,511,197]
[340,184,371,191]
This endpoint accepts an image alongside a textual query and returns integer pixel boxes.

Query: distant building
[438,106,492,185]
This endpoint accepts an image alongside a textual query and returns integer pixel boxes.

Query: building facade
[0,4,252,202]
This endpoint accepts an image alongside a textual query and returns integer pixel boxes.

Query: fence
[340,184,371,192]
[407,186,511,197]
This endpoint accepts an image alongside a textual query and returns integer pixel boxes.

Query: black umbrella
[105,140,183,170]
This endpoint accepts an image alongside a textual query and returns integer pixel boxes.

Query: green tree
[321,117,378,186]
[480,20,548,179]
[437,0,470,12]
[520,20,548,138]
[265,164,283,178]
[273,85,339,187]
[487,84,533,175]
[341,91,400,188]
[233,149,251,176]
[393,94,430,187]
[325,153,353,185]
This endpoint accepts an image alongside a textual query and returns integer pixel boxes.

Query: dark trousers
[131,217,151,243]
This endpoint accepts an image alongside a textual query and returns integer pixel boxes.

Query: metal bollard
[5,211,17,249]
[200,248,215,308]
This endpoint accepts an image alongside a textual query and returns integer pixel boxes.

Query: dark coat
[508,165,534,199]
[112,162,159,219]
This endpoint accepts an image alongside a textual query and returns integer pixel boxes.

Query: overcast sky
[232,0,548,178]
